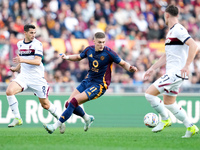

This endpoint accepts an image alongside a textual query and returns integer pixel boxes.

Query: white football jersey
[165,23,190,75]
[17,38,44,78]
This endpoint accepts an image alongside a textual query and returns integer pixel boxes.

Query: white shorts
[13,74,49,98]
[153,73,184,96]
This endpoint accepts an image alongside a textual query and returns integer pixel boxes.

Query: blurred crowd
[1,0,200,87]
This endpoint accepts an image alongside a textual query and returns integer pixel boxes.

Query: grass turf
[0,127,199,150]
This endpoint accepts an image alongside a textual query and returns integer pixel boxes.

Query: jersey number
[90,87,97,93]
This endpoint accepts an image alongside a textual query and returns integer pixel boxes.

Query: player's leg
[6,81,23,127]
[43,92,89,134]
[32,79,66,134]
[38,97,66,134]
[38,97,60,119]
[164,94,199,138]
[145,84,169,122]
[75,84,106,131]
[65,89,92,128]
[145,74,173,132]
[43,83,105,134]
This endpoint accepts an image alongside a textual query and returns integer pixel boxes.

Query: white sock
[53,120,62,129]
[165,102,193,128]
[7,95,21,119]
[48,101,60,119]
[83,113,90,121]
[145,93,169,120]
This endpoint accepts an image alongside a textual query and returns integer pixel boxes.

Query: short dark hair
[165,5,179,16]
[94,32,105,39]
[24,24,36,32]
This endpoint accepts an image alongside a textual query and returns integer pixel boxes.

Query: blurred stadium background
[0,0,200,128]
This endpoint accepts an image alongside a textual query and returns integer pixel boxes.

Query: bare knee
[145,85,160,96]
[6,88,14,96]
[6,82,22,96]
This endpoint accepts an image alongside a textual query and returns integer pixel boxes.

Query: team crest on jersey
[89,54,93,57]
[165,38,171,44]
[20,45,22,47]
[29,45,32,49]
[100,56,105,60]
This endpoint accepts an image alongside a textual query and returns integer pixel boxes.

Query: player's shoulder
[104,46,118,56]
[17,40,24,47]
[32,38,42,45]
[82,45,95,54]
[173,23,187,32]
[17,39,24,44]
[85,45,95,50]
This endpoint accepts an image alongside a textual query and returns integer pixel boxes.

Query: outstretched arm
[13,54,42,66]
[143,53,166,80]
[181,38,199,78]
[60,53,82,61]
[118,59,137,72]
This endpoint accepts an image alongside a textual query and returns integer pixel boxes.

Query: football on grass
[144,113,158,128]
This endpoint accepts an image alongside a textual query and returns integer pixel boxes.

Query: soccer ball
[144,113,158,128]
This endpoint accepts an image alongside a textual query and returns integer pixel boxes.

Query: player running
[43,32,137,133]
[144,5,199,138]
[6,24,65,134]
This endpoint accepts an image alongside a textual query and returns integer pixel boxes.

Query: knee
[6,88,13,96]
[70,97,79,107]
[41,103,50,110]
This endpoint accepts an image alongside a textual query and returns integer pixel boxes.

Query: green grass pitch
[0,127,199,150]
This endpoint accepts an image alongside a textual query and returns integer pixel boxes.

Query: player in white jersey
[144,5,199,138]
[6,24,65,134]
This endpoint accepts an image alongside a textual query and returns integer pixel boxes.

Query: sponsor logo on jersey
[165,38,171,44]
[19,49,35,56]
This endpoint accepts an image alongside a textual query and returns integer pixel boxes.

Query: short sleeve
[107,49,121,64]
[80,47,90,59]
[175,25,191,43]
[35,42,43,57]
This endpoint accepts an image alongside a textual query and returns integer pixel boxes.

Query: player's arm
[143,53,166,80]
[13,54,42,66]
[181,38,199,78]
[60,53,82,61]
[10,63,21,72]
[118,59,137,72]
[149,53,166,70]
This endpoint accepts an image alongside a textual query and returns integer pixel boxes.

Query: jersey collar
[23,39,32,44]
[170,23,177,30]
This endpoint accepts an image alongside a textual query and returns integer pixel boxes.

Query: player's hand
[180,65,189,79]
[10,66,17,72]
[13,54,22,64]
[129,66,138,72]
[143,68,154,80]
[59,53,69,60]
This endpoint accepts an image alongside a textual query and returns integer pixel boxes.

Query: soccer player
[6,24,65,134]
[144,5,199,138]
[43,32,138,134]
